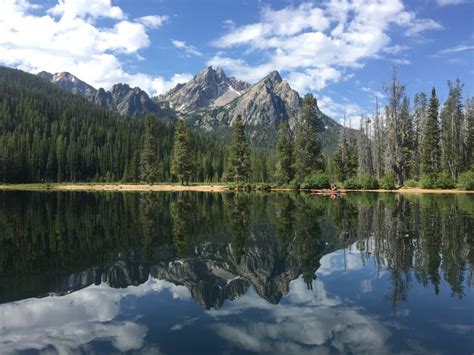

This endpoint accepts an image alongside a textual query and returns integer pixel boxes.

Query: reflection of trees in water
[339,194,474,306]
[170,196,191,258]
[293,195,325,289]
[225,192,250,264]
[0,191,472,307]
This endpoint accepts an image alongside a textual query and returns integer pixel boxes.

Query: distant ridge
[37,66,349,153]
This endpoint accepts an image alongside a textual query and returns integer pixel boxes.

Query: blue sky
[0,0,473,124]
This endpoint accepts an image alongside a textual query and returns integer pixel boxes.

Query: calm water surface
[0,191,473,354]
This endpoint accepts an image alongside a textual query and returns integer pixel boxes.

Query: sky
[0,0,473,125]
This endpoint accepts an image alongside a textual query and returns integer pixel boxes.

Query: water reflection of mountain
[0,191,473,308]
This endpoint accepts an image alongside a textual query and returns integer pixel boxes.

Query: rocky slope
[38,67,347,152]
[180,68,342,150]
[38,71,160,117]
[157,66,249,112]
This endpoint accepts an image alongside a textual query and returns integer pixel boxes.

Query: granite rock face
[157,66,250,112]
[38,71,160,117]
[38,67,347,152]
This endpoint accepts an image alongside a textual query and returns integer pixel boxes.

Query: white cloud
[390,58,411,65]
[402,18,443,37]
[318,95,365,127]
[287,66,341,93]
[382,44,410,54]
[48,0,124,21]
[172,39,203,57]
[436,0,468,5]
[207,54,274,82]
[439,44,474,54]
[209,0,442,94]
[137,15,168,29]
[0,0,180,96]
[150,73,194,95]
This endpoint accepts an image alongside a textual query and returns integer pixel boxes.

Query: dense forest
[0,67,230,183]
[0,66,472,188]
[272,69,474,190]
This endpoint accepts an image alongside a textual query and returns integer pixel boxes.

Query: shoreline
[0,183,228,192]
[0,183,472,194]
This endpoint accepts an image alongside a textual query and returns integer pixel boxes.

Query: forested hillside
[0,67,227,183]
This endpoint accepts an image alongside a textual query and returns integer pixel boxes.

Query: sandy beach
[0,184,472,193]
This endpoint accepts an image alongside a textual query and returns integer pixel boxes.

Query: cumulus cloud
[172,39,203,57]
[47,0,125,21]
[209,0,442,93]
[0,0,184,96]
[149,72,194,95]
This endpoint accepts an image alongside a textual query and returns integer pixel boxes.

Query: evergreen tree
[332,120,358,181]
[226,115,251,183]
[0,67,228,184]
[421,88,441,174]
[441,79,464,179]
[275,121,293,184]
[357,114,373,176]
[293,93,325,181]
[463,98,474,169]
[140,114,160,183]
[171,119,194,185]
[413,92,428,178]
[400,96,415,180]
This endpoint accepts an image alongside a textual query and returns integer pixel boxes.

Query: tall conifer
[171,119,194,185]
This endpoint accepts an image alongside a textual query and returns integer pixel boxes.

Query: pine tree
[400,96,415,180]
[413,92,428,178]
[441,79,464,179]
[332,119,358,181]
[226,115,251,183]
[463,98,474,169]
[275,121,293,184]
[140,114,160,183]
[421,88,441,174]
[357,114,373,176]
[293,93,325,181]
[171,119,194,185]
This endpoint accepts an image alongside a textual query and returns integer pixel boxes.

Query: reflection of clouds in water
[318,240,388,277]
[208,276,392,354]
[0,278,190,354]
[360,279,373,293]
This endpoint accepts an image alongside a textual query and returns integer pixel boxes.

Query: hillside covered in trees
[0,66,472,189]
[0,66,229,183]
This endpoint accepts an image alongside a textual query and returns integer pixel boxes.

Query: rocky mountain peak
[39,71,97,97]
[38,72,160,117]
[264,70,282,83]
[158,66,250,111]
[37,71,53,81]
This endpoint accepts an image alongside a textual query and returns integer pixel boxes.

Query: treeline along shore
[1,67,473,191]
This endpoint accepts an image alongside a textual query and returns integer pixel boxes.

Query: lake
[0,191,473,354]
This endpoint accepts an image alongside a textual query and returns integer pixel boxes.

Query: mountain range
[38,66,345,152]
